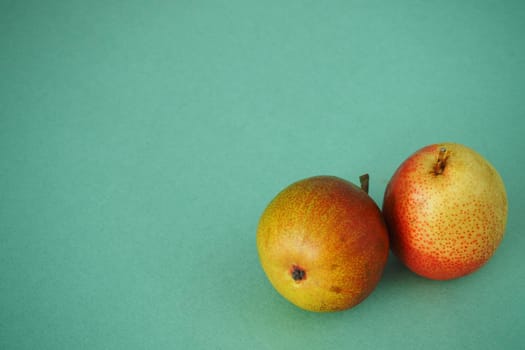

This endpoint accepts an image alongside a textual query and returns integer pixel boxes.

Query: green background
[2,1,524,349]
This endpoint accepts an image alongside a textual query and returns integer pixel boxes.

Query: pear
[257,175,389,312]
[383,143,508,280]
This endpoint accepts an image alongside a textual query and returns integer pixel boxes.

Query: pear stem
[434,147,448,175]
[359,174,369,194]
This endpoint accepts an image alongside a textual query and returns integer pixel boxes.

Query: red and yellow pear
[257,175,389,312]
[383,142,508,280]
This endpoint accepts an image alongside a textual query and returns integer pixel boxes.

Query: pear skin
[257,176,389,312]
[383,143,508,280]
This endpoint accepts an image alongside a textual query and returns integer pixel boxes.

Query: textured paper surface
[1,1,524,349]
